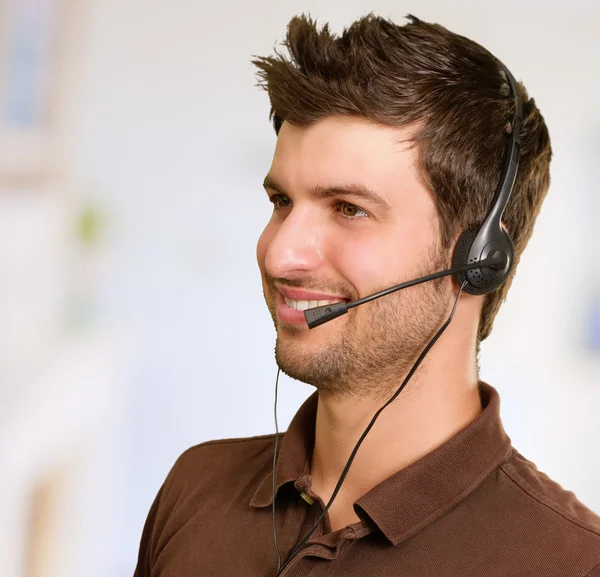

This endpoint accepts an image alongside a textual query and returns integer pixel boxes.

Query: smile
[283,297,344,311]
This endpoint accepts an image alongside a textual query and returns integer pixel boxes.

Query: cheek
[336,235,393,294]
[337,226,425,294]
[256,221,275,273]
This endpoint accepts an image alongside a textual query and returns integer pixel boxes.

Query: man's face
[257,117,453,400]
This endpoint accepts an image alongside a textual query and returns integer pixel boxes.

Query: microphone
[304,251,508,328]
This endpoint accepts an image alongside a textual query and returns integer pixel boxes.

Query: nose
[263,205,325,280]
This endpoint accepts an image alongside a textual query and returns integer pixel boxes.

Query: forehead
[270,116,425,204]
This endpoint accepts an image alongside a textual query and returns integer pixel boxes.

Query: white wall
[69,1,600,574]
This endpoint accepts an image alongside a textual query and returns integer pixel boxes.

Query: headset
[452,65,522,295]
[271,58,523,575]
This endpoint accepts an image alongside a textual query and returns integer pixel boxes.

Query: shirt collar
[250,381,512,546]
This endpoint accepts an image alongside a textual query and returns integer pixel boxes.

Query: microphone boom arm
[304,253,507,329]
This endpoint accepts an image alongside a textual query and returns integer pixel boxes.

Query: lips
[272,283,349,327]
[274,290,346,326]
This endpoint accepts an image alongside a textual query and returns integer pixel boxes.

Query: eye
[269,194,292,209]
[339,202,368,219]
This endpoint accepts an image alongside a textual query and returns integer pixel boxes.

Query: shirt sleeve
[132,444,207,576]
[133,484,165,577]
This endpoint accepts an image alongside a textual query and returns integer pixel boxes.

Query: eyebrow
[262,175,392,213]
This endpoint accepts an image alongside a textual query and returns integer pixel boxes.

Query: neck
[308,301,482,521]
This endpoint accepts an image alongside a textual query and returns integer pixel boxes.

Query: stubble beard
[265,250,451,401]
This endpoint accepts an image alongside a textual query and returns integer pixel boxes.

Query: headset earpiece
[452,226,514,295]
[452,229,478,290]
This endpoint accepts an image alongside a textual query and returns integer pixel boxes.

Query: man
[134,14,600,577]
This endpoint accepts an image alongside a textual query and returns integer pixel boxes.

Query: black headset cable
[272,280,468,576]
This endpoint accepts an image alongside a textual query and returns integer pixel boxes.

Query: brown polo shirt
[134,382,600,576]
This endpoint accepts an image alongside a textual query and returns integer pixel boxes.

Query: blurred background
[0,0,599,575]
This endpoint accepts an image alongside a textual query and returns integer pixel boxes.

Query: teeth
[283,296,342,310]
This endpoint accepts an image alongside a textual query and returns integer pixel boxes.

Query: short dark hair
[252,13,552,342]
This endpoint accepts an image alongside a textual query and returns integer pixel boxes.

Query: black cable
[272,367,282,573]
[273,280,468,576]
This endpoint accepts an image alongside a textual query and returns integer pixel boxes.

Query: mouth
[274,285,349,326]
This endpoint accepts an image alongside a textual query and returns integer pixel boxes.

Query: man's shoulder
[162,432,279,492]
[178,432,278,463]
[500,448,600,535]
[134,433,281,574]
[496,447,600,575]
